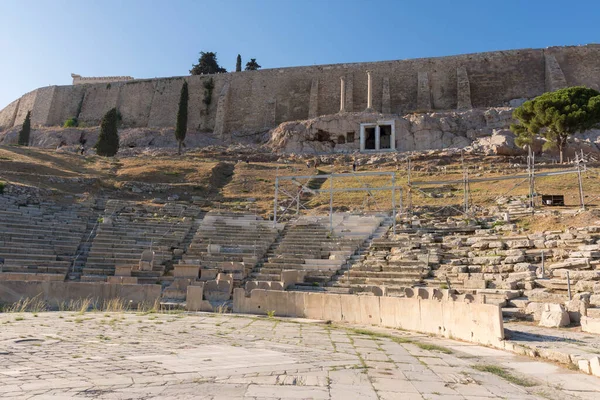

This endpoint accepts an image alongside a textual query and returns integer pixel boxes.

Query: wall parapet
[71,73,134,85]
[233,288,504,346]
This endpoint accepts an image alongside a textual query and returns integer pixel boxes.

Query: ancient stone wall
[71,73,133,85]
[2,45,600,138]
[233,289,504,346]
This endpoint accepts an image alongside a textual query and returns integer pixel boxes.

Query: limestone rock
[581,317,600,335]
[539,303,570,327]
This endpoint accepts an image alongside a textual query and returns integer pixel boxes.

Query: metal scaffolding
[273,171,402,232]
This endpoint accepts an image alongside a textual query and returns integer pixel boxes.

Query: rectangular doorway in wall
[365,127,376,150]
[380,125,392,149]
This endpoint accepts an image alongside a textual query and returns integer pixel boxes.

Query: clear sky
[1,0,599,109]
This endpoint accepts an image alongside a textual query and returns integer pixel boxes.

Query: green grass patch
[472,364,537,387]
[347,328,414,344]
[415,343,453,354]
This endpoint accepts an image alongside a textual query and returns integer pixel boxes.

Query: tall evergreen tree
[175,81,189,155]
[18,111,31,146]
[236,54,242,72]
[190,51,227,75]
[95,108,119,157]
[245,58,261,71]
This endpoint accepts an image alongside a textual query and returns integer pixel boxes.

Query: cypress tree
[236,54,242,72]
[175,81,189,155]
[95,108,119,157]
[18,111,31,146]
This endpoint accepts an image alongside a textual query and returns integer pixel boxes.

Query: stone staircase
[181,212,281,287]
[250,214,386,291]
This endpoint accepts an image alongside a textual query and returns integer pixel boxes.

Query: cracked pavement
[0,311,599,399]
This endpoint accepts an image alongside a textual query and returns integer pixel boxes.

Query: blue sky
[1,0,599,109]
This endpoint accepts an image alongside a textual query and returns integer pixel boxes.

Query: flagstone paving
[0,311,599,399]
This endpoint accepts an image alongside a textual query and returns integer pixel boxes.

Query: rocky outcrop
[269,108,517,154]
[269,108,600,157]
[0,127,220,153]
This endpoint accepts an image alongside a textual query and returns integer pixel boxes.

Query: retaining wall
[0,281,161,308]
[2,45,599,137]
[233,288,504,346]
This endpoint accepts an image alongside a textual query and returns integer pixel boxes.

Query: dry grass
[3,145,600,229]
[515,211,600,232]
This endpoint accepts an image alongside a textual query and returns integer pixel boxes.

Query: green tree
[18,111,31,146]
[511,86,600,163]
[236,54,242,72]
[245,58,261,71]
[95,108,119,157]
[175,81,189,155]
[190,51,227,75]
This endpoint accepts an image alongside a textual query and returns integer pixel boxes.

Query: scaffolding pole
[392,173,396,234]
[329,176,334,232]
[273,176,279,228]
[577,154,586,211]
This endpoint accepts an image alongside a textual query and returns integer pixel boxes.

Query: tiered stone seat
[253,214,385,286]
[331,234,432,295]
[0,197,89,281]
[82,201,194,281]
[181,212,281,287]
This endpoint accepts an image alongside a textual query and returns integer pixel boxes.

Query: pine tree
[18,111,31,146]
[175,81,189,155]
[95,108,119,157]
[190,52,227,75]
[236,54,242,72]
[511,86,600,163]
[245,58,261,71]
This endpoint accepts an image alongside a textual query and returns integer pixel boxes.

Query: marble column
[366,71,373,110]
[340,77,346,113]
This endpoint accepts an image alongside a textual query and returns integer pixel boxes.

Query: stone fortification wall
[1,45,599,137]
[233,288,504,346]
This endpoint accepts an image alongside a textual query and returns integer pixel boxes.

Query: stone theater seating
[0,196,89,281]
[82,200,194,281]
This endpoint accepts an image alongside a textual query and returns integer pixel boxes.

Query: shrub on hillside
[63,118,78,128]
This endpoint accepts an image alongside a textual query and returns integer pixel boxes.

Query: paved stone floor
[0,312,599,399]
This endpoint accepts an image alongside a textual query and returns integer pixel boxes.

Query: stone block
[304,293,325,320]
[203,278,233,302]
[552,270,600,281]
[114,266,132,277]
[578,359,591,374]
[322,294,342,322]
[281,270,306,289]
[359,296,381,325]
[590,356,600,377]
[526,302,545,320]
[107,276,138,285]
[340,294,361,324]
[186,284,204,311]
[463,279,486,289]
[539,303,570,327]
[507,239,532,249]
[174,265,200,279]
[581,316,600,335]
[565,299,588,323]
[199,269,218,281]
